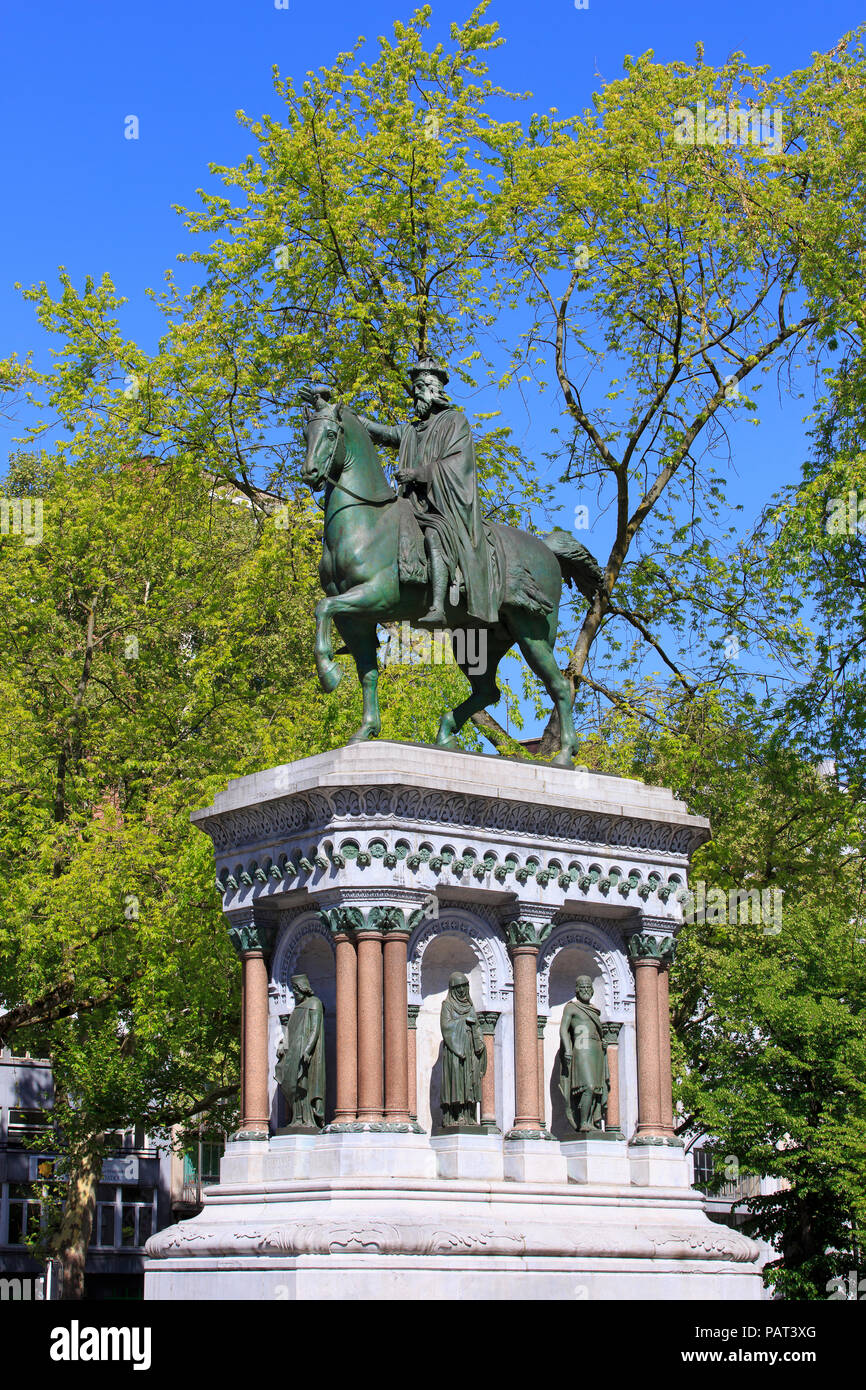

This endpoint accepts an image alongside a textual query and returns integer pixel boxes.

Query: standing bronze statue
[275,974,326,1133]
[439,972,486,1128]
[299,362,603,768]
[559,975,609,1133]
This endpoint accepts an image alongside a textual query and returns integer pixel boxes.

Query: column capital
[477,1010,501,1036]
[407,1003,421,1029]
[320,905,366,939]
[602,1020,624,1044]
[224,906,279,958]
[627,931,675,966]
[537,1015,548,1039]
[501,918,554,950]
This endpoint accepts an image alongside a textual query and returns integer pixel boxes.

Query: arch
[537,918,632,1018]
[407,907,511,1009]
[270,909,335,1013]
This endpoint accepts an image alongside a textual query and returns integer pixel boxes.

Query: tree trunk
[56,1147,100,1300]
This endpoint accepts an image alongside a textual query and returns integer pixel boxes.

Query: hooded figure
[439,971,487,1127]
[275,973,326,1131]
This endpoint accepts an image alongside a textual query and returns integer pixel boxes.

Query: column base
[562,1138,631,1184]
[323,1120,425,1135]
[431,1133,504,1180]
[229,1128,269,1142]
[502,1136,566,1183]
[631,1132,684,1146]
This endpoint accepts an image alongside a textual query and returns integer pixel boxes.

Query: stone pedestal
[629,1141,692,1189]
[502,1136,566,1184]
[431,1133,504,1181]
[562,1137,631,1185]
[144,742,764,1300]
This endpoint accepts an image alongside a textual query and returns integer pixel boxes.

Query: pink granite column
[537,1015,548,1129]
[383,926,411,1123]
[657,959,676,1138]
[333,927,358,1123]
[477,1012,500,1130]
[602,1021,623,1136]
[508,938,543,1133]
[356,927,384,1122]
[407,1005,420,1123]
[241,951,270,1134]
[628,934,669,1140]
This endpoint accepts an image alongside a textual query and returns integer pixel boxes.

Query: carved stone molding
[224,907,279,958]
[200,784,704,859]
[627,933,675,966]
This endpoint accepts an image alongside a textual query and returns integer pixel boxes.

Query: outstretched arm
[357,415,401,449]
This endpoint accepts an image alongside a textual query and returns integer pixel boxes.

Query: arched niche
[415,930,485,1137]
[537,920,630,1140]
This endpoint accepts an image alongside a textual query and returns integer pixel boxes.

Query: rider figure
[360,358,497,627]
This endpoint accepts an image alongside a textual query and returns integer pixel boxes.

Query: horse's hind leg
[515,619,578,768]
[435,627,510,749]
[334,615,381,743]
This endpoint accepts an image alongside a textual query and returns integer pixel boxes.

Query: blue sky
[2,0,859,734]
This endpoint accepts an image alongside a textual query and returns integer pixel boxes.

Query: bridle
[307,409,398,509]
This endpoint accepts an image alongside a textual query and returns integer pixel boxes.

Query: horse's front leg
[334,615,381,742]
[314,594,342,693]
[314,573,395,720]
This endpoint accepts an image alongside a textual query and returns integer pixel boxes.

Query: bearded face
[413,372,447,419]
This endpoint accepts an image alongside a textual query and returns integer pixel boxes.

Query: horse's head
[301,395,345,492]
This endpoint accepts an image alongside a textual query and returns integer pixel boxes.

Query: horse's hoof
[317,660,343,694]
[552,751,575,769]
[347,725,380,744]
[435,736,460,751]
[417,608,447,629]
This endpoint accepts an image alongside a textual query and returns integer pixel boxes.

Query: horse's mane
[340,407,395,502]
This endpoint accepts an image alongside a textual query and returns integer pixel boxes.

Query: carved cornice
[200,784,703,859]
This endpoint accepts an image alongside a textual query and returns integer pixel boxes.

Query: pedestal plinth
[145,742,763,1301]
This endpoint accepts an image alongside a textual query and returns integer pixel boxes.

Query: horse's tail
[542,528,604,602]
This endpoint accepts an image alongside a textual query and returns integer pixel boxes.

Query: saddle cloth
[397,498,508,614]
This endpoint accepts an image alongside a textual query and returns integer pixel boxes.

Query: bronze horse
[301,400,602,768]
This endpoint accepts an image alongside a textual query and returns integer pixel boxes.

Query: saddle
[397,499,506,611]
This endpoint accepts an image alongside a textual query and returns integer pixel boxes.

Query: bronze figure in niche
[439,971,487,1128]
[559,975,610,1133]
[275,974,326,1133]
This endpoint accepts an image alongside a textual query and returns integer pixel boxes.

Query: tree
[0,445,468,1294]
[581,689,866,1298]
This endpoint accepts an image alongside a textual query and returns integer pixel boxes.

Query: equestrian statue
[299,359,603,768]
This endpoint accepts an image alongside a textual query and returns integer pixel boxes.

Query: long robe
[440,996,487,1112]
[275,995,325,1129]
[559,1000,608,1128]
[393,407,498,624]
